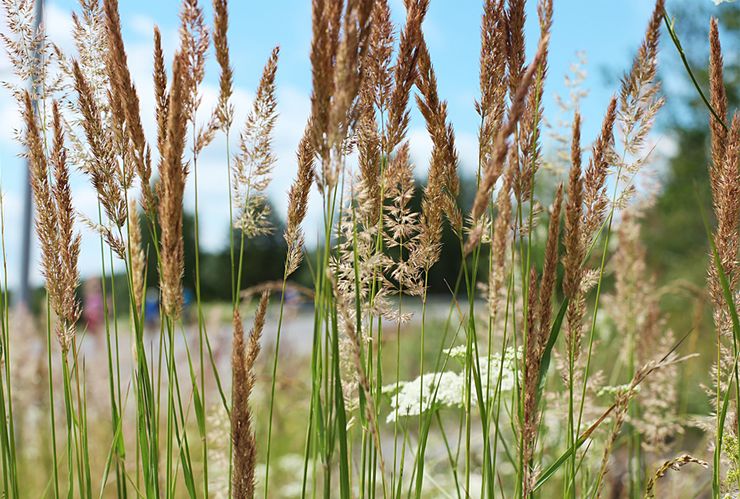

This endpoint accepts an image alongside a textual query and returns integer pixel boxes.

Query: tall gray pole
[17,0,44,309]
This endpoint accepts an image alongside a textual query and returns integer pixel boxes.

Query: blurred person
[82,278,104,336]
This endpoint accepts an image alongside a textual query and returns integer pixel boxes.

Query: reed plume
[367,0,393,114]
[563,112,585,359]
[580,97,617,245]
[153,25,169,175]
[384,143,423,297]
[71,59,127,257]
[158,52,189,318]
[709,113,740,397]
[522,266,542,494]
[411,37,459,272]
[23,95,81,352]
[326,0,373,157]
[308,0,372,190]
[356,87,382,225]
[477,0,508,170]
[608,0,664,213]
[468,34,549,234]
[102,0,150,202]
[232,46,279,238]
[212,0,234,131]
[506,0,526,98]
[308,0,341,176]
[516,0,552,204]
[383,0,428,156]
[284,128,315,276]
[179,0,209,125]
[538,184,563,342]
[708,17,728,177]
[231,291,269,499]
[128,199,146,313]
[707,18,739,337]
[487,160,514,318]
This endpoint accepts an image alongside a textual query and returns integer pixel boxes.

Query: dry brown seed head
[157,51,189,318]
[213,0,234,130]
[231,291,269,499]
[384,0,429,155]
[709,17,728,196]
[285,127,316,276]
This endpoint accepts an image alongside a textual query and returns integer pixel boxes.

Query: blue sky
[0,0,723,287]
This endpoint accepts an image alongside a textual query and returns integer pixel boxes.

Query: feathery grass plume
[522,267,542,494]
[415,37,461,234]
[179,0,209,124]
[334,189,393,320]
[709,114,740,396]
[708,17,728,176]
[212,0,234,131]
[71,59,128,257]
[356,86,382,225]
[153,25,169,169]
[619,0,664,146]
[580,97,617,245]
[506,0,526,98]
[23,95,81,352]
[231,291,269,499]
[516,0,552,204]
[308,0,374,192]
[384,143,423,297]
[307,0,341,180]
[326,0,373,155]
[67,1,132,193]
[1,0,48,97]
[487,160,514,318]
[609,0,664,211]
[645,455,709,498]
[477,0,508,167]
[563,111,585,359]
[713,113,740,288]
[128,198,146,313]
[707,25,739,340]
[306,0,361,190]
[468,35,548,230]
[70,1,109,104]
[158,52,189,318]
[49,101,81,345]
[367,0,393,113]
[102,0,150,201]
[232,46,279,238]
[284,128,315,276]
[538,184,563,340]
[383,0,428,156]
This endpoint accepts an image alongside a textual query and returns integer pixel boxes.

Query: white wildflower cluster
[476,347,519,394]
[444,345,519,393]
[384,347,520,423]
[384,371,464,423]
